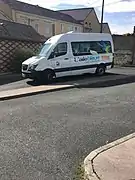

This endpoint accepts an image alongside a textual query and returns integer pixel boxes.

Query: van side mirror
[48,51,55,59]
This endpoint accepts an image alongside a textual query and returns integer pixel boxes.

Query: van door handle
[64,58,69,60]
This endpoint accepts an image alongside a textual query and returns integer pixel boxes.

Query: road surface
[1,67,135,92]
[0,80,135,179]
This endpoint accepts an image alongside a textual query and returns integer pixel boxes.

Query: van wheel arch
[43,69,56,83]
[96,63,106,76]
[43,69,56,76]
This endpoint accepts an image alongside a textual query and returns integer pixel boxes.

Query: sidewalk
[84,133,135,180]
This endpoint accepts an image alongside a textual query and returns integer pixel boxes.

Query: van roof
[46,32,112,45]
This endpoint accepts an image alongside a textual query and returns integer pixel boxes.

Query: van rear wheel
[96,65,106,76]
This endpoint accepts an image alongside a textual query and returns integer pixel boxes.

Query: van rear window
[71,41,112,56]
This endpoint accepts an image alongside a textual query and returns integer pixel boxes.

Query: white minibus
[22,32,114,83]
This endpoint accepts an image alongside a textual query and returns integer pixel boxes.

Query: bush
[11,48,35,73]
[123,33,133,36]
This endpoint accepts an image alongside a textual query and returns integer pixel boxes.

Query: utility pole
[100,0,105,33]
[132,26,135,64]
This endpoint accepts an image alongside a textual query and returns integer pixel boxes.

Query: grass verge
[73,163,85,180]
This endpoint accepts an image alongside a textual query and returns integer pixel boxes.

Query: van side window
[54,42,67,57]
[48,42,67,59]
[90,41,112,54]
[71,41,112,56]
[71,42,91,56]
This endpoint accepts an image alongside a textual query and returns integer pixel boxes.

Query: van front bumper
[22,70,43,80]
[22,72,33,79]
[22,70,39,79]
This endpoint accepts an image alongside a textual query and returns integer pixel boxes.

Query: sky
[19,0,135,34]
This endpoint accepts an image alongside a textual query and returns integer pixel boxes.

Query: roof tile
[0,19,45,42]
[59,8,94,21]
[2,0,81,25]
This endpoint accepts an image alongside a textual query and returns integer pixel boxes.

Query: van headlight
[28,64,38,71]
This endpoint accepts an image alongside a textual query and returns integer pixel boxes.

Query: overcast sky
[19,0,135,34]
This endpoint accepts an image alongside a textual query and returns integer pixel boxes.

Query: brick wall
[0,38,43,73]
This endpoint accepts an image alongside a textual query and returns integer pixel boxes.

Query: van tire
[43,70,55,84]
[96,64,106,76]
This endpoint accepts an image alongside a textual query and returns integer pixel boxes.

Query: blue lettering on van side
[88,56,100,61]
[74,55,100,62]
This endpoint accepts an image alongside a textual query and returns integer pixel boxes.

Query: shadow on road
[0,74,22,86]
[26,73,119,86]
[1,72,134,92]
[77,75,135,89]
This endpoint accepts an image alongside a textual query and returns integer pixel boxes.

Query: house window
[68,25,73,31]
[28,18,31,25]
[35,24,38,32]
[52,24,55,36]
[80,27,83,32]
[77,27,82,32]
[75,27,77,31]
[45,26,50,34]
[44,22,52,35]
[71,41,112,56]
[61,24,64,33]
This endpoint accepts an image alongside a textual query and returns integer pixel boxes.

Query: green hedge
[11,48,35,73]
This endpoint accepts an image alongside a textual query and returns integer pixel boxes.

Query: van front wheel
[96,65,106,76]
[44,70,55,84]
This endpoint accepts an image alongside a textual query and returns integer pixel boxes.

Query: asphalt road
[1,81,135,179]
[1,67,135,92]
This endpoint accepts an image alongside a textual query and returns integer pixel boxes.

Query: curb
[0,72,12,76]
[84,133,135,180]
[0,73,21,78]
[1,75,135,101]
[0,85,74,101]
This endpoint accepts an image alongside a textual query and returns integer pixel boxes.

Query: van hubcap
[99,68,104,74]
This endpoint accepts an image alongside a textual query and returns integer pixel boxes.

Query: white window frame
[35,24,38,32]
[61,24,64,33]
[45,26,50,34]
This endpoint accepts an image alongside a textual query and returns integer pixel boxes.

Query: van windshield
[39,43,52,56]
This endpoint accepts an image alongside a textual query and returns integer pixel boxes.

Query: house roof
[102,23,111,33]
[0,19,45,42]
[59,8,94,21]
[2,0,81,25]
[102,23,109,28]
[59,8,111,33]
